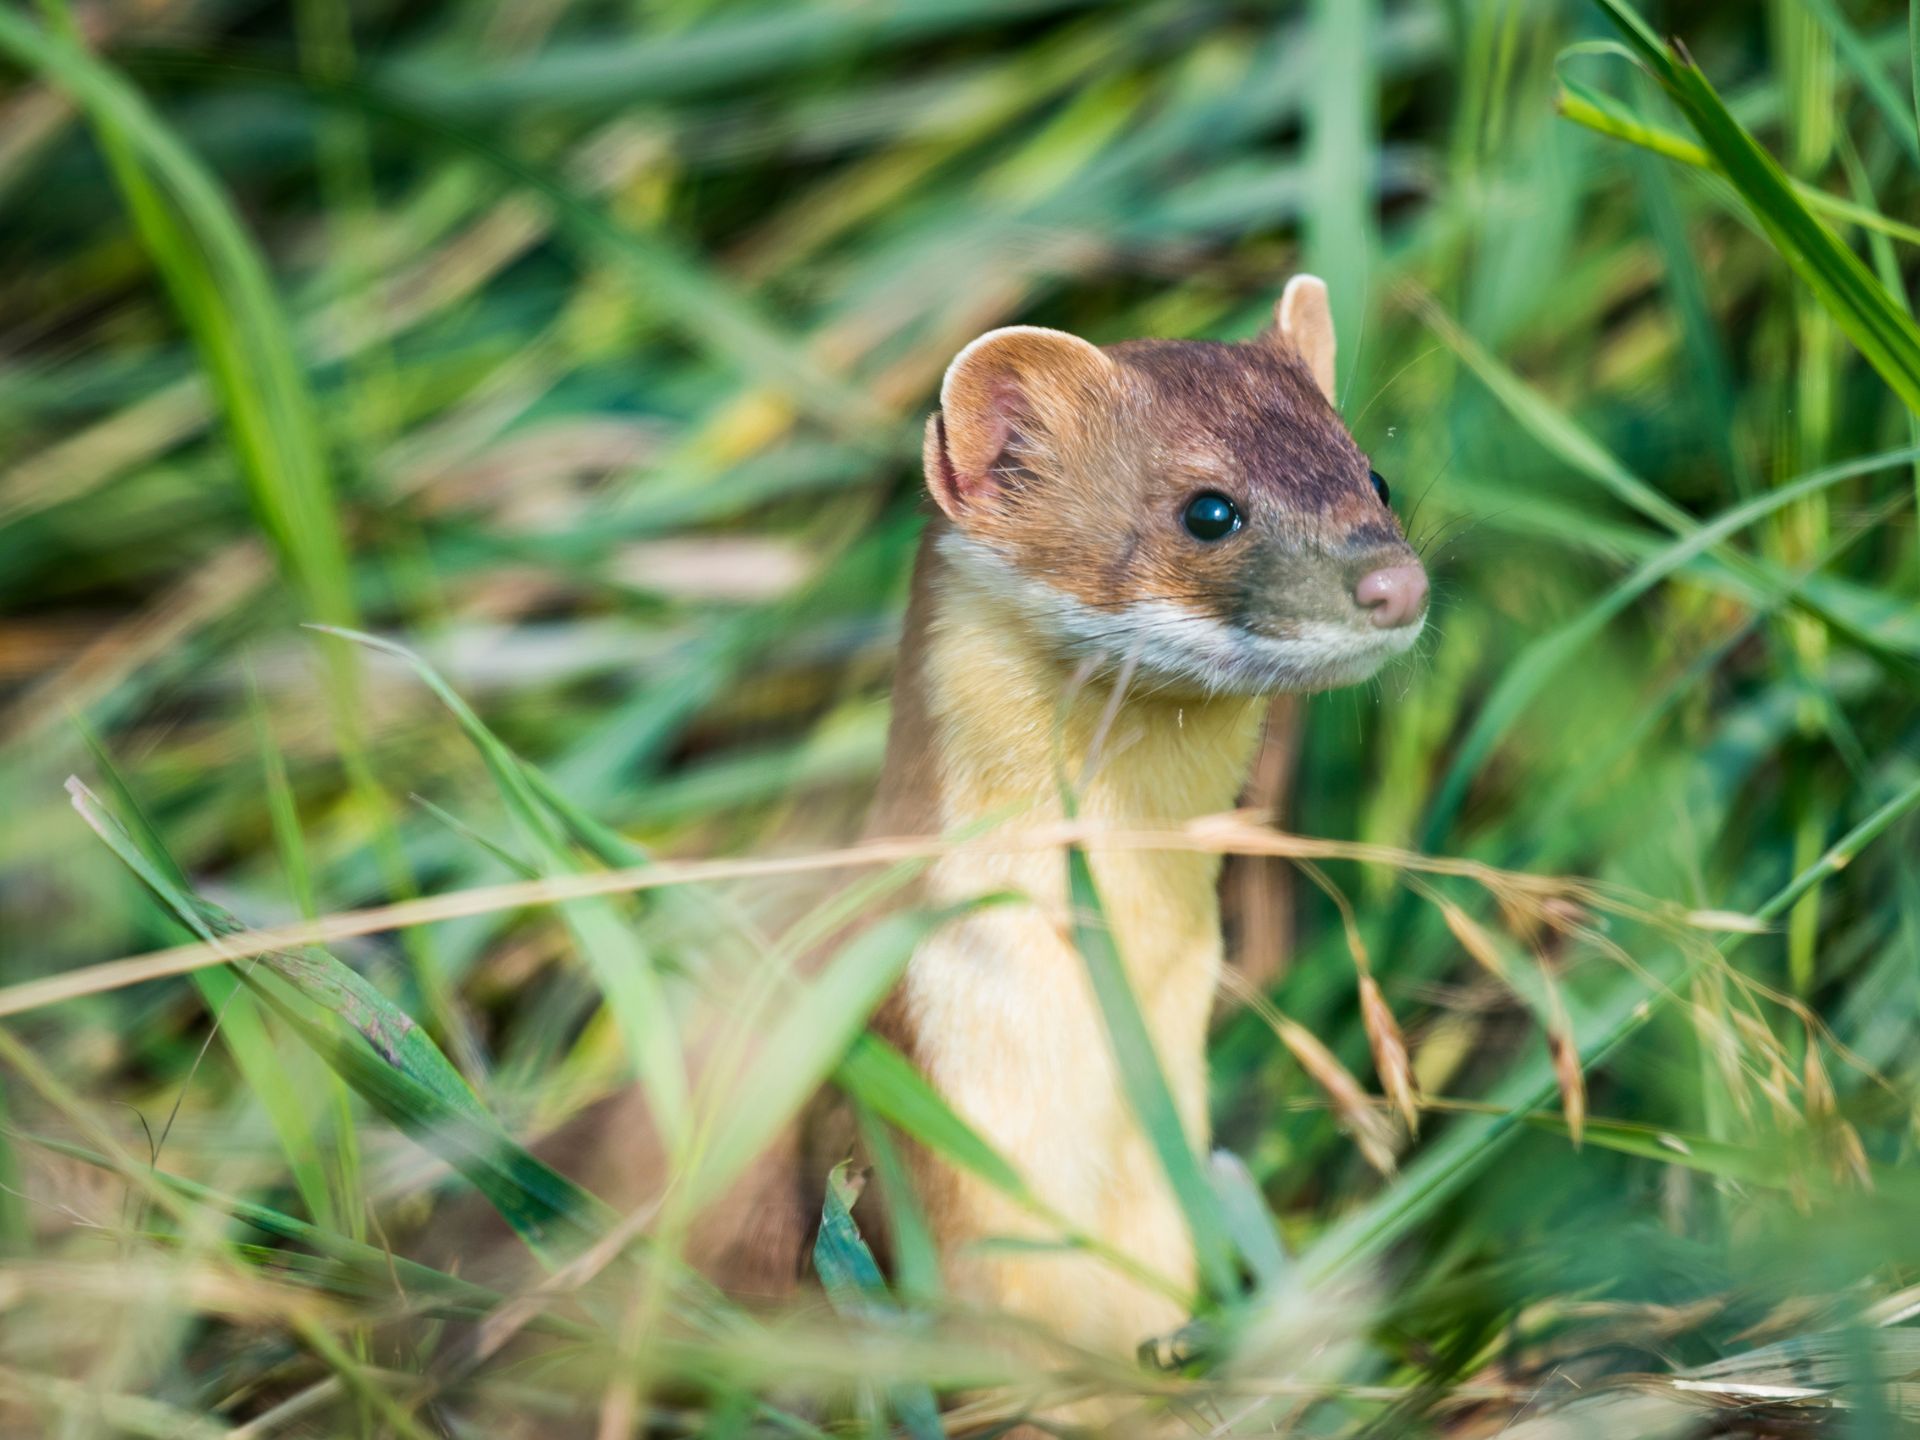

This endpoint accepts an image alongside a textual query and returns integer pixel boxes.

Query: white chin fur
[938,532,1420,696]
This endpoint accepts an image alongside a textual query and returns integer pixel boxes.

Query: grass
[2,0,1919,1435]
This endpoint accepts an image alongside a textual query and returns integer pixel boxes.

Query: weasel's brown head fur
[922,276,1426,695]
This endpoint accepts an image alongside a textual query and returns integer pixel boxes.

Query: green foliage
[2,0,1919,1434]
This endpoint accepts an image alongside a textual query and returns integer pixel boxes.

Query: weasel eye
[1182,491,1241,542]
[1369,469,1391,507]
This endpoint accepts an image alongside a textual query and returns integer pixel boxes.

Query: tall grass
[1,0,1918,1435]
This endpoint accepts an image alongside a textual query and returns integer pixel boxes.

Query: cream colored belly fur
[895,581,1264,1354]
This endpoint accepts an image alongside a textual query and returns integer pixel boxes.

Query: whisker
[1350,343,1446,433]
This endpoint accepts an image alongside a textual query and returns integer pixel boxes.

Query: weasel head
[923,276,1427,696]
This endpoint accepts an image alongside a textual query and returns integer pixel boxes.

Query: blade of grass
[243,974,614,1261]
[0,5,353,627]
[1305,0,1377,395]
[65,777,614,1264]
[66,779,473,1110]
[689,904,990,1208]
[71,724,338,1227]
[854,1107,942,1304]
[1306,770,1920,1283]
[1067,844,1236,1301]
[1800,0,1920,167]
[812,1163,943,1440]
[1556,81,1920,248]
[833,1035,1179,1298]
[1596,0,1920,414]
[1207,1150,1287,1293]
[312,625,691,1152]
[836,1035,1033,1205]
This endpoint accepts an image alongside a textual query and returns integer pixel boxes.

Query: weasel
[869,276,1428,1358]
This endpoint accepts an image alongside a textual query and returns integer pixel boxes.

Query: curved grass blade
[835,1035,1033,1205]
[1556,80,1920,247]
[690,904,990,1208]
[1595,0,1920,415]
[243,976,614,1261]
[813,1163,943,1440]
[1306,772,1920,1284]
[0,6,352,629]
[312,625,691,1152]
[67,778,472,1110]
[65,777,613,1264]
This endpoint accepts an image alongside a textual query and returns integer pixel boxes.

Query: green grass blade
[312,625,691,1150]
[811,1163,944,1440]
[1308,771,1920,1283]
[1800,0,1920,166]
[691,906,983,1207]
[854,1107,942,1303]
[0,6,353,628]
[243,975,614,1260]
[1556,80,1920,247]
[1304,0,1377,393]
[1595,0,1920,414]
[1421,442,1920,849]
[1066,845,1235,1301]
[189,965,337,1228]
[67,777,477,1113]
[64,777,612,1262]
[1206,1151,1286,1293]
[835,1035,1034,1205]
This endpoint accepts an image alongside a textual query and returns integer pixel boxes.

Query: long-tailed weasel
[869,276,1428,1358]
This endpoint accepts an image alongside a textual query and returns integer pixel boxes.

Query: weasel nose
[1353,564,1429,629]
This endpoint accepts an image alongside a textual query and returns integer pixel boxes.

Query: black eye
[1369,469,1391,507]
[1182,491,1241,542]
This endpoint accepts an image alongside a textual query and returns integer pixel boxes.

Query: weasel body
[872,277,1429,1354]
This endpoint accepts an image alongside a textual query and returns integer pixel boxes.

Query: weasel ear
[924,325,1114,522]
[1272,274,1338,405]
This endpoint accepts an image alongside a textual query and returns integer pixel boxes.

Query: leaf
[835,1035,1033,1205]
[1595,0,1920,415]
[313,625,691,1152]
[812,1163,944,1440]
[1066,844,1235,1300]
[0,6,353,630]
[1207,1151,1286,1293]
[692,905,986,1207]
[1303,774,1920,1286]
[1555,79,1920,246]
[245,974,614,1261]
[67,779,463,1100]
[66,777,613,1265]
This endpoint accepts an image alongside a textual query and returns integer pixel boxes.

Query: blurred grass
[2,0,1920,1435]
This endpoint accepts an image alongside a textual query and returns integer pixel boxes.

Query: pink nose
[1354,564,1429,629]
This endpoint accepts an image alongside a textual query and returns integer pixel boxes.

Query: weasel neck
[873,521,1266,843]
